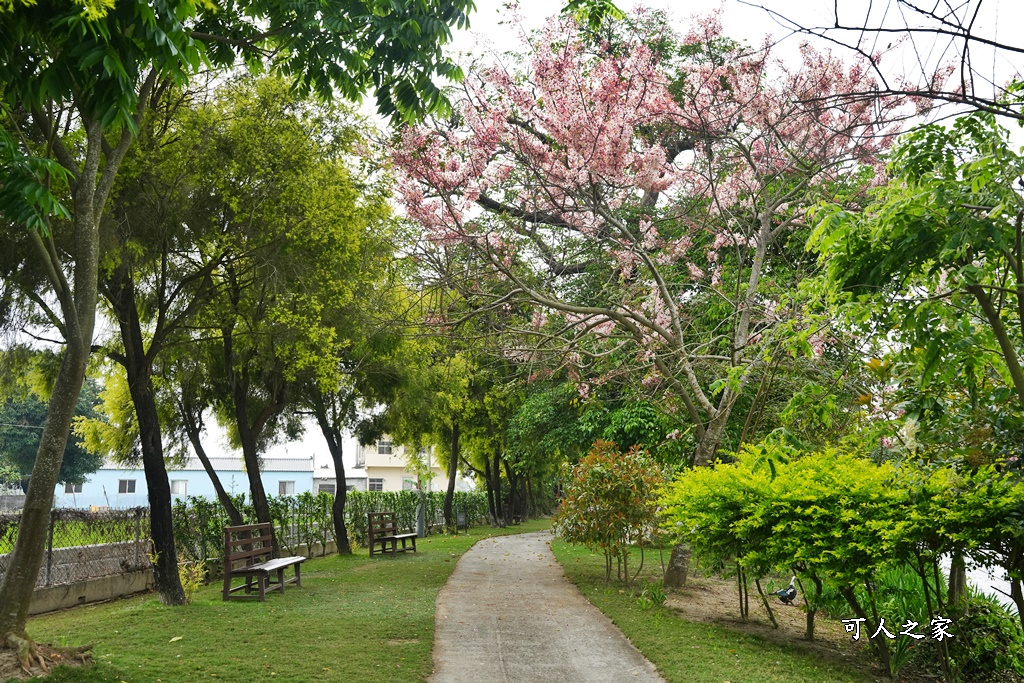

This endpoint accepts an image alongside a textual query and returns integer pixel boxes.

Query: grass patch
[19,520,550,683]
[549,539,879,683]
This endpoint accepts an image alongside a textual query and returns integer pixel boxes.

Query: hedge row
[172,490,491,564]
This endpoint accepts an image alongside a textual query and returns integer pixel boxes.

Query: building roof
[103,456,315,473]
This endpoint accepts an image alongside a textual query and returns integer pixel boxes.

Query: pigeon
[773,576,797,605]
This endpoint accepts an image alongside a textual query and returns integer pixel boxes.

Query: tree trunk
[754,578,779,629]
[222,322,283,554]
[0,118,109,638]
[840,586,892,675]
[124,377,185,604]
[947,551,967,607]
[801,574,823,641]
[239,432,275,548]
[663,544,691,588]
[315,419,351,555]
[525,472,533,518]
[331,474,350,554]
[443,420,459,531]
[1008,543,1024,631]
[181,407,244,525]
[106,266,186,604]
[0,89,156,642]
[492,449,504,526]
[0,348,88,638]
[693,409,731,467]
[1010,569,1024,634]
[483,456,497,526]
[307,386,352,554]
[502,459,518,524]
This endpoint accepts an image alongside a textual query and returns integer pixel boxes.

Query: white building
[352,437,453,492]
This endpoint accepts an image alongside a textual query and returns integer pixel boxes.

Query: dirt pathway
[430,531,664,683]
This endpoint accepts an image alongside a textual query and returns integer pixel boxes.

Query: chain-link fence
[0,508,151,589]
[0,492,493,590]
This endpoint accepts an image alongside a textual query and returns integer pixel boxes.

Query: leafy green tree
[0,381,104,486]
[151,78,392,551]
[554,441,664,585]
[660,447,905,670]
[0,0,477,642]
[811,111,1024,413]
[0,0,207,633]
[293,224,406,555]
[809,111,1024,615]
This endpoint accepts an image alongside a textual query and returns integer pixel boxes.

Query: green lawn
[21,519,551,683]
[549,539,880,683]
[21,522,882,683]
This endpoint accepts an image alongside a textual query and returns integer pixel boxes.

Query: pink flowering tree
[394,9,908,466]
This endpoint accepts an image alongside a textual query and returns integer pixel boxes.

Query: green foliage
[0,379,105,484]
[176,560,206,605]
[635,579,667,609]
[808,111,1024,415]
[0,127,71,232]
[947,590,1024,677]
[660,443,1024,676]
[562,0,624,30]
[554,441,665,584]
[660,445,900,585]
[189,0,476,122]
[0,0,204,131]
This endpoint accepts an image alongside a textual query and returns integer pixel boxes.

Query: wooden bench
[367,512,417,557]
[222,523,305,601]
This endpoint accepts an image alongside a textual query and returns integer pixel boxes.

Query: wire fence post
[45,511,55,587]
[133,508,141,567]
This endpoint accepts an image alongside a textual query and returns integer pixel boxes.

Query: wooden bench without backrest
[367,511,417,557]
[223,523,306,601]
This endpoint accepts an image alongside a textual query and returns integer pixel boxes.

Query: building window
[368,478,384,492]
[402,478,416,491]
[170,480,187,496]
[318,483,336,495]
[64,482,83,494]
[377,440,392,455]
[355,447,365,468]
[118,479,136,494]
[278,481,295,496]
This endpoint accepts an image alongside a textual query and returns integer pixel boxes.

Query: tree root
[8,635,36,673]
[5,635,92,676]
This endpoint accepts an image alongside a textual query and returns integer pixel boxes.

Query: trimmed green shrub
[554,441,665,585]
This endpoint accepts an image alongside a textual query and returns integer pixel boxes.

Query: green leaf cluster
[554,440,665,584]
[660,445,1024,674]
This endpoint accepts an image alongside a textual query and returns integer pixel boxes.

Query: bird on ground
[773,576,797,605]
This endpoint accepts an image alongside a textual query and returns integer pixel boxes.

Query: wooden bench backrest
[224,523,274,570]
[368,512,398,541]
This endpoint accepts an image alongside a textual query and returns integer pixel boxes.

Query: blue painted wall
[52,467,316,509]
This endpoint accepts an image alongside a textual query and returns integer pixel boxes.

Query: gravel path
[430,531,664,683]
